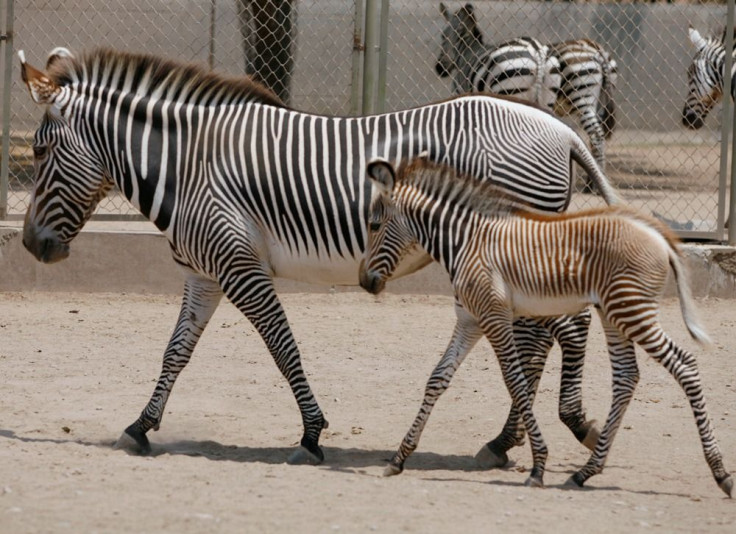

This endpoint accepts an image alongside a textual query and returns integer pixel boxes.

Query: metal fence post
[362,0,379,115]
[0,0,15,220]
[351,0,365,116]
[725,0,736,244]
[375,0,389,114]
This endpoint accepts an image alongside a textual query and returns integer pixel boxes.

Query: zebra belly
[267,243,361,285]
[511,291,590,318]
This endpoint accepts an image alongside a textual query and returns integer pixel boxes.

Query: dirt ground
[0,291,734,533]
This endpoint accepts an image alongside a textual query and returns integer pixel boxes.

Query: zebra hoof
[718,475,733,498]
[564,473,585,488]
[383,463,403,477]
[474,444,509,469]
[287,446,323,466]
[113,426,151,455]
[524,475,544,488]
[581,419,601,451]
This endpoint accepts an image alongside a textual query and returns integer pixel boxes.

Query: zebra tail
[668,245,712,347]
[569,133,622,205]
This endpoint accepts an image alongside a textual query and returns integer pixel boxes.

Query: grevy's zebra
[436,3,617,174]
[683,25,736,130]
[359,157,732,496]
[19,47,617,464]
[435,3,560,110]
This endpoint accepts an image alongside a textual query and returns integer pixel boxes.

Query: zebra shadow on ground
[0,429,692,497]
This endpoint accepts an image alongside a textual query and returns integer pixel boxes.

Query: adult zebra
[683,25,736,130]
[436,3,617,174]
[19,47,617,464]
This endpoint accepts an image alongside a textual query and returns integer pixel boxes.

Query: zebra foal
[359,157,732,495]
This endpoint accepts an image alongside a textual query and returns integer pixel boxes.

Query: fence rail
[1,0,734,241]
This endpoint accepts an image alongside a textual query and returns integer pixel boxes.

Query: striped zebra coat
[435,3,617,173]
[19,47,616,463]
[683,25,736,130]
[359,157,732,496]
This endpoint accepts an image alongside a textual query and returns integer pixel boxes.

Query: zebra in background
[683,25,736,130]
[359,156,732,496]
[435,3,561,111]
[18,47,618,464]
[435,3,617,175]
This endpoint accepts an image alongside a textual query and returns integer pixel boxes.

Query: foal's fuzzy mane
[46,47,285,108]
[395,157,681,252]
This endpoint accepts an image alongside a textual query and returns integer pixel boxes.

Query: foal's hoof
[113,425,152,455]
[383,463,404,477]
[475,444,509,469]
[581,419,601,451]
[719,475,733,498]
[287,446,323,466]
[564,473,585,488]
[524,476,544,488]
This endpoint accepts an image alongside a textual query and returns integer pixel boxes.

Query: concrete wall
[1,1,729,132]
[2,227,736,298]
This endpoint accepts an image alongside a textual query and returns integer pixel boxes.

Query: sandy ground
[0,291,734,533]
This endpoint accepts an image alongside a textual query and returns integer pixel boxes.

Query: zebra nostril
[682,110,703,130]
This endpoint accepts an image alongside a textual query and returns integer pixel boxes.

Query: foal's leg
[626,323,731,496]
[384,303,483,476]
[477,310,599,468]
[116,274,223,454]
[565,315,639,487]
[479,304,548,487]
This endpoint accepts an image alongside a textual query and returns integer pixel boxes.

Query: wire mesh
[0,0,732,238]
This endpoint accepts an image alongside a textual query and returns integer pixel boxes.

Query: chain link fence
[0,0,733,239]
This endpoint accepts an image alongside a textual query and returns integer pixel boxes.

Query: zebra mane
[46,47,286,108]
[394,158,530,218]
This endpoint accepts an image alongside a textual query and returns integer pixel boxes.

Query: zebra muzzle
[22,226,70,264]
[358,264,386,295]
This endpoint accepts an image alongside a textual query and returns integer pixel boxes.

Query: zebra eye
[369,221,381,232]
[33,146,47,158]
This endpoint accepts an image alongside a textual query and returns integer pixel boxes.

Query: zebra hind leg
[221,268,328,465]
[546,309,600,450]
[476,316,553,469]
[114,275,223,455]
[565,316,638,488]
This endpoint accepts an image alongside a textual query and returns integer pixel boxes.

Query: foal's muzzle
[435,62,450,78]
[358,260,386,295]
[23,223,70,264]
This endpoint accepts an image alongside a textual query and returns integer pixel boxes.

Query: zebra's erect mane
[46,47,286,108]
[397,157,681,251]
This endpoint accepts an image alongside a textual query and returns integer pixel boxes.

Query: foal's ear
[18,50,61,105]
[366,159,395,196]
[46,47,74,70]
[688,25,708,52]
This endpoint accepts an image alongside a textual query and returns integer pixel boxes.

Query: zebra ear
[439,2,449,21]
[18,50,61,105]
[688,26,708,52]
[367,159,396,196]
[46,47,74,70]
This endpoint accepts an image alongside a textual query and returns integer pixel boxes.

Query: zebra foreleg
[476,317,552,469]
[220,268,328,465]
[384,304,482,476]
[566,317,638,488]
[115,275,223,455]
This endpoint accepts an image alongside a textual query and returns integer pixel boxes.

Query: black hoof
[475,442,509,469]
[564,472,586,488]
[114,423,152,455]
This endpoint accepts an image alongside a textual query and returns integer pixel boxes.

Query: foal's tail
[569,133,622,206]
[667,245,712,347]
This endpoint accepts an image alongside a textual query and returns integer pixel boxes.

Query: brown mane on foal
[45,47,285,108]
[395,157,681,253]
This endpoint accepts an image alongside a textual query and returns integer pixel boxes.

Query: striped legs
[219,265,328,465]
[477,309,599,468]
[384,303,483,476]
[117,274,223,454]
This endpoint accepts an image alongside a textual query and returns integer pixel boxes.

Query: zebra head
[435,3,482,81]
[682,26,725,130]
[359,159,417,295]
[18,50,113,264]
